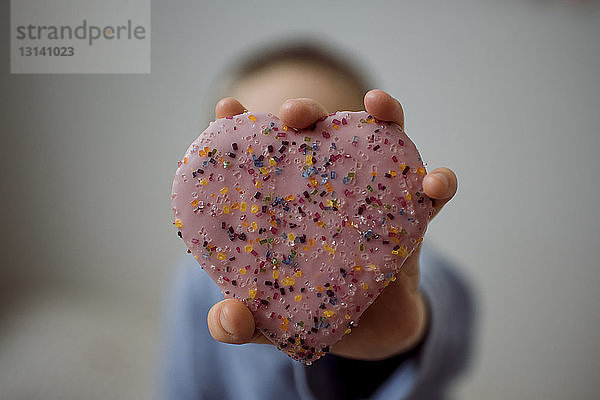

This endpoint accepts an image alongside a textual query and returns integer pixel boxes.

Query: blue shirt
[160,244,475,400]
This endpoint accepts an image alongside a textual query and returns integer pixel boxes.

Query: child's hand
[206,90,458,360]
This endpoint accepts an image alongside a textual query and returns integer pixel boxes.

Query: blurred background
[1,0,599,399]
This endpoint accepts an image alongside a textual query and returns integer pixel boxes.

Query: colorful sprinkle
[281,276,295,286]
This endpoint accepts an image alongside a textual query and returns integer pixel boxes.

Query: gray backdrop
[1,0,599,399]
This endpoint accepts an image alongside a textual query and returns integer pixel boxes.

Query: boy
[163,43,473,400]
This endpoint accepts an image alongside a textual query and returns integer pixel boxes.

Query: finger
[249,330,272,345]
[363,89,404,129]
[279,98,328,129]
[207,299,255,344]
[422,167,458,219]
[215,97,246,119]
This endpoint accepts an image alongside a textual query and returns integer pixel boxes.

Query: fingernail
[219,307,235,335]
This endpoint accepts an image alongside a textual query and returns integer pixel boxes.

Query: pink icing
[171,111,433,363]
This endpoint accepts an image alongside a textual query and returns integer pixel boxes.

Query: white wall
[2,0,599,398]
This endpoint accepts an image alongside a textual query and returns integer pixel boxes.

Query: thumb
[207,299,256,344]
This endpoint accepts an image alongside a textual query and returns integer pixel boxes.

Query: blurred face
[230,60,365,115]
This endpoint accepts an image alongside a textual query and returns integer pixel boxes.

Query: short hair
[208,39,373,120]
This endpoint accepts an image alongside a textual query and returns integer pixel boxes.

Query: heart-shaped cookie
[171,111,433,363]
